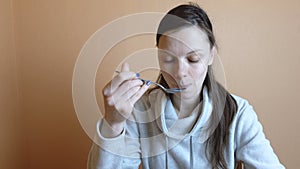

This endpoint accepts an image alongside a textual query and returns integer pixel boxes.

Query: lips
[180,84,191,89]
[169,78,192,89]
[175,82,191,89]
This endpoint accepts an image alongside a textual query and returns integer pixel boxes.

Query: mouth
[177,83,191,90]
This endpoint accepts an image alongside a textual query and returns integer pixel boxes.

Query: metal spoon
[115,71,185,94]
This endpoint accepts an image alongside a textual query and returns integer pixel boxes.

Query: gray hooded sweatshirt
[87,86,285,169]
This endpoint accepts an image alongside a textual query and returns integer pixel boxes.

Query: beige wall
[0,0,22,168]
[2,0,299,168]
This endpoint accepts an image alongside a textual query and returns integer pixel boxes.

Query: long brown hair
[155,3,238,168]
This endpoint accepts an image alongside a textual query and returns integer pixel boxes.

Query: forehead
[158,26,211,54]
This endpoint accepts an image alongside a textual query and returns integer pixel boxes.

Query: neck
[171,90,203,117]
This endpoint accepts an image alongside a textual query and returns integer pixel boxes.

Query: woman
[88,3,285,169]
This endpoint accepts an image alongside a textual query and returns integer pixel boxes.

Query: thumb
[121,62,130,72]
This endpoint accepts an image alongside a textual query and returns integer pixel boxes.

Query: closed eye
[158,50,175,63]
[163,55,175,63]
[187,54,201,63]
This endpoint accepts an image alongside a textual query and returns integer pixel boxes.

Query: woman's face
[157,26,214,100]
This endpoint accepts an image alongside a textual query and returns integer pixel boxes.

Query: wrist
[100,118,124,138]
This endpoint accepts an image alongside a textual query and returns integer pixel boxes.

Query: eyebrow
[186,49,203,55]
[158,49,203,57]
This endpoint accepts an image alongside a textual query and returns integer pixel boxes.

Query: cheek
[192,65,208,80]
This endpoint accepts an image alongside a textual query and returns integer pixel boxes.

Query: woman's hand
[101,63,149,137]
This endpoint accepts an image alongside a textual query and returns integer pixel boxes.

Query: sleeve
[234,100,285,169]
[87,118,141,169]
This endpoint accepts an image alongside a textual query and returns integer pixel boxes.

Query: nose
[174,60,187,79]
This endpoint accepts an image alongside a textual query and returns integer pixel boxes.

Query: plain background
[1,0,299,168]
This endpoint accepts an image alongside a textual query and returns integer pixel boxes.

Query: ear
[208,46,216,65]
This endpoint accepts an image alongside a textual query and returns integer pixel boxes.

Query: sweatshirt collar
[153,86,213,143]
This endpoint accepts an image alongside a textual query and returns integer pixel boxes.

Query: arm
[87,63,149,169]
[234,100,285,169]
[87,119,141,169]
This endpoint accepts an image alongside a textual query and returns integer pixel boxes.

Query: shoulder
[229,93,261,138]
[231,94,253,112]
[229,93,263,145]
[230,93,257,121]
[229,94,285,168]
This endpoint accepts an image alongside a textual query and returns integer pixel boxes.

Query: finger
[121,62,130,72]
[109,86,141,113]
[110,79,143,101]
[128,83,150,105]
[103,71,138,96]
[120,85,140,101]
[105,62,137,95]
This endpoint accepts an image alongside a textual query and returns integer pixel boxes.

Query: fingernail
[136,73,140,77]
[146,81,151,86]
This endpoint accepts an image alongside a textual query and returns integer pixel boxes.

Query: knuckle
[118,74,126,82]
[103,84,113,96]
[102,88,109,96]
[106,96,115,106]
[102,86,108,94]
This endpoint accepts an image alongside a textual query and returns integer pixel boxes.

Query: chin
[183,88,201,97]
[174,90,197,99]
